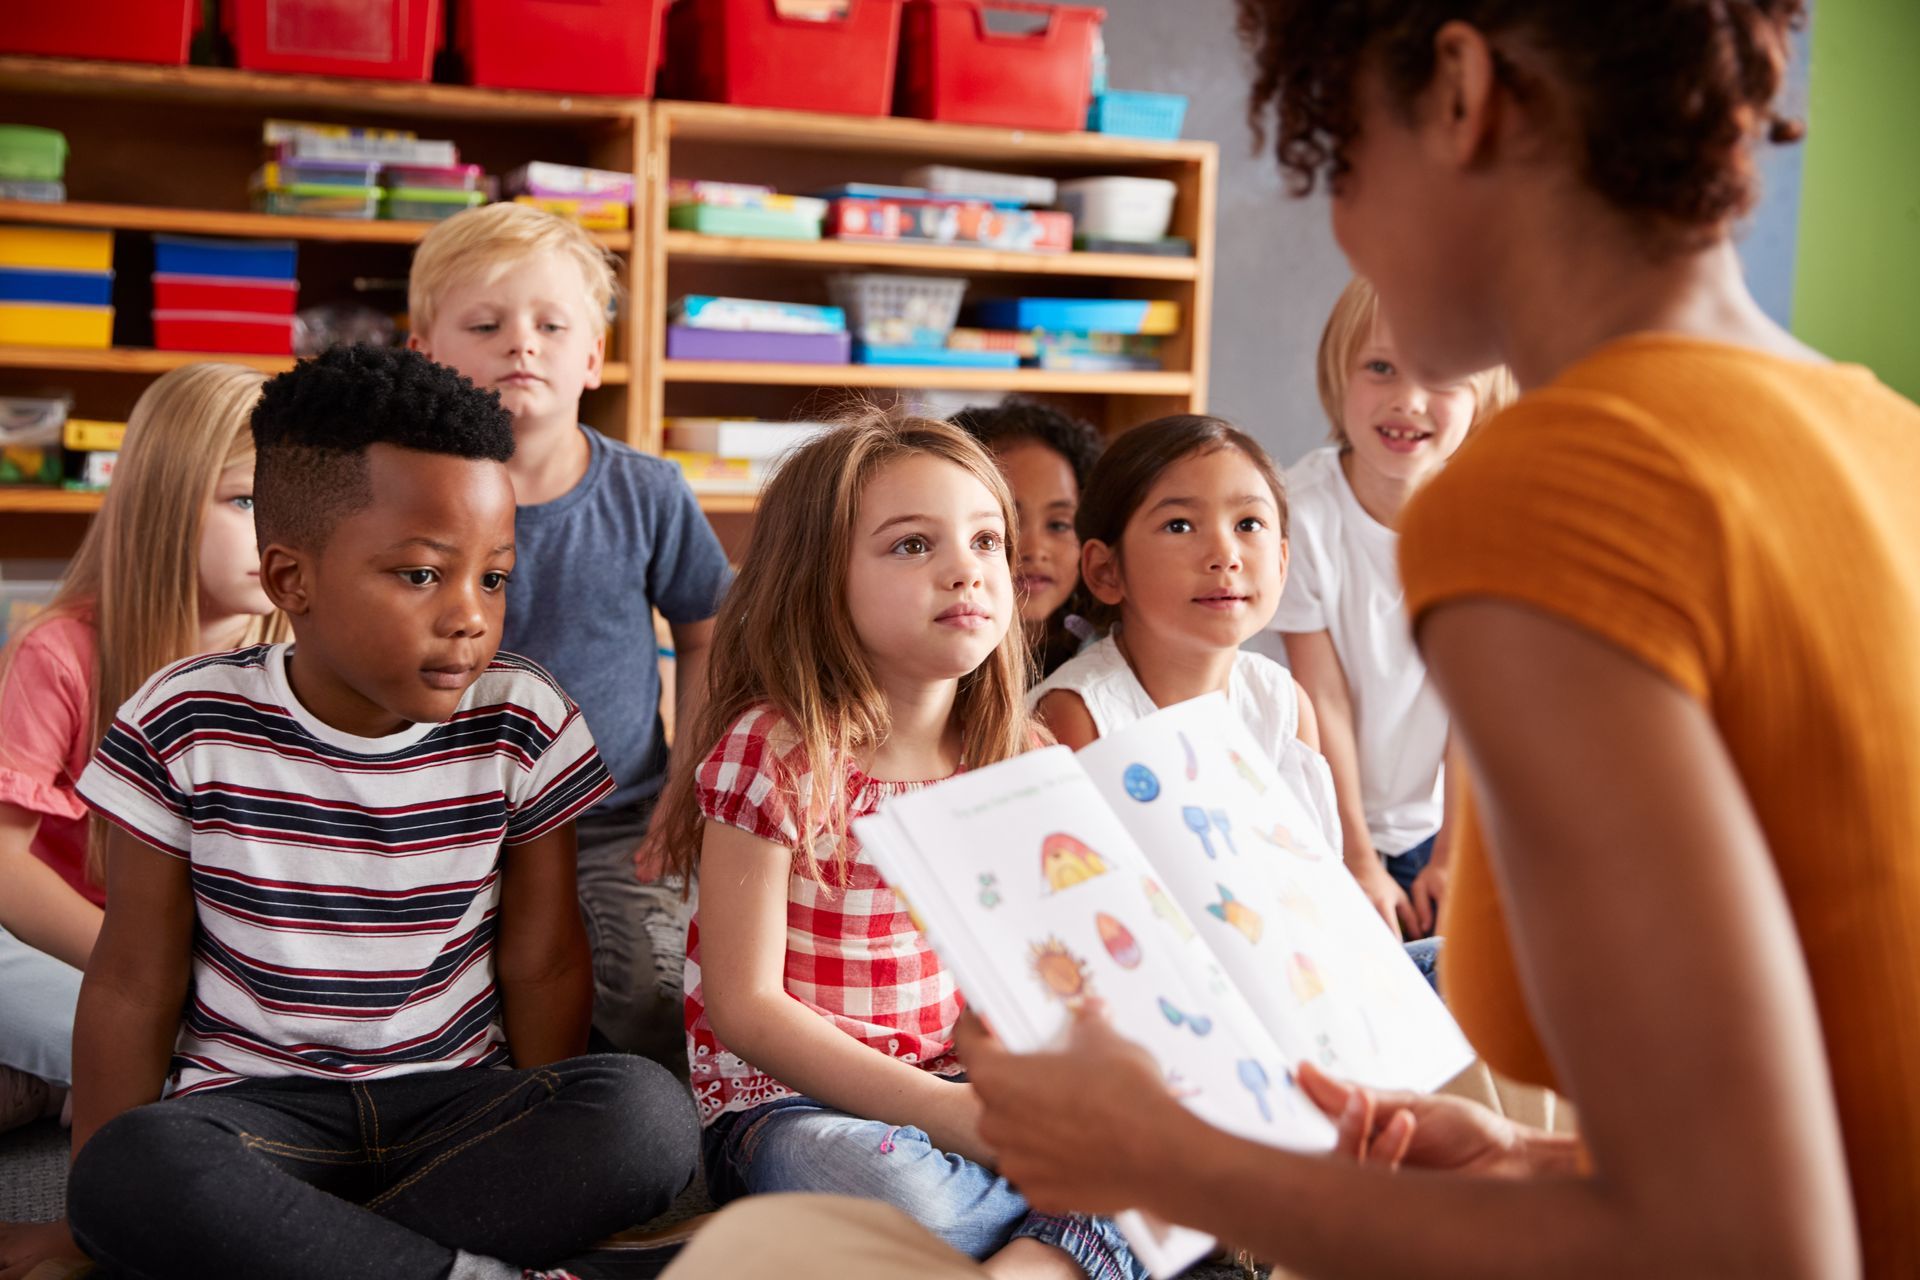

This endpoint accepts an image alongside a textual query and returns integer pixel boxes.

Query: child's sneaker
[0,1064,58,1134]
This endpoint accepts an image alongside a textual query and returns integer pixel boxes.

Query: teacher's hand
[1296,1061,1532,1176]
[955,1005,1194,1216]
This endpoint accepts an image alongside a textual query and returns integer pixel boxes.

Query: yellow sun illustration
[1030,936,1094,1005]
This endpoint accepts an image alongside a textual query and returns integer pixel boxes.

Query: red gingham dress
[683,705,965,1125]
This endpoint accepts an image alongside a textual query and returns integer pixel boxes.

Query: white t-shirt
[1269,446,1448,856]
[1030,632,1342,853]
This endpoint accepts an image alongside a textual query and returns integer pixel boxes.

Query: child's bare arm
[496,822,593,1066]
[1033,690,1099,750]
[1282,630,1415,936]
[698,819,991,1165]
[667,618,714,750]
[0,802,103,971]
[70,825,194,1158]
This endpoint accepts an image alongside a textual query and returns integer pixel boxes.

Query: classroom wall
[1792,0,1920,400]
[1096,0,1349,468]
[1098,2,1827,465]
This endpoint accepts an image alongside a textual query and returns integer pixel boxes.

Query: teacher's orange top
[1399,334,1920,1275]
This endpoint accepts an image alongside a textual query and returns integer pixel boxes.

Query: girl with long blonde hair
[652,411,1145,1278]
[0,362,285,1136]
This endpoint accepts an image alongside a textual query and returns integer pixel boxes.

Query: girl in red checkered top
[652,411,1151,1279]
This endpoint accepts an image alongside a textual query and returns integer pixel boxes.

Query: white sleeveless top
[1032,633,1344,851]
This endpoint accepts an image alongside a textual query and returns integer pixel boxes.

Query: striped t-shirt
[76,643,613,1096]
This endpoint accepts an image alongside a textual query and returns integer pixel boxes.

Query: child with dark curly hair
[949,398,1105,676]
[61,346,698,1280]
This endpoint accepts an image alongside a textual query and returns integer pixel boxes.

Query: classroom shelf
[691,491,760,515]
[0,56,642,122]
[0,347,630,382]
[0,200,632,251]
[662,230,1194,280]
[660,360,1194,395]
[657,101,1210,166]
[0,489,104,515]
[2,61,1214,551]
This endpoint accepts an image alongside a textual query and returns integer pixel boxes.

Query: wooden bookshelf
[0,199,632,250]
[0,489,105,515]
[661,360,1195,396]
[1,60,1216,548]
[661,230,1194,280]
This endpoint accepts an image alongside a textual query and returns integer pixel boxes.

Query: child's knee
[561,1054,700,1196]
[69,1105,209,1249]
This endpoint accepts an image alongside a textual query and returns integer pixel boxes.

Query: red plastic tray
[224,0,439,81]
[0,0,198,64]
[152,311,297,356]
[664,0,905,117]
[898,0,1104,132]
[458,0,668,95]
[152,275,299,316]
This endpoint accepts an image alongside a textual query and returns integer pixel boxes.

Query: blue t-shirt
[503,426,731,828]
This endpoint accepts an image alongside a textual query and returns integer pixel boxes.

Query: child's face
[410,249,605,433]
[1087,446,1287,654]
[264,444,517,737]
[1340,314,1477,488]
[844,454,1014,691]
[993,439,1081,630]
[197,458,273,626]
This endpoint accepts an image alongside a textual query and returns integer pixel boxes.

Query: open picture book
[855,694,1475,1277]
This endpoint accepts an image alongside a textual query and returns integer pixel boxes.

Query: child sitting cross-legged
[63,345,698,1280]
[652,410,1148,1279]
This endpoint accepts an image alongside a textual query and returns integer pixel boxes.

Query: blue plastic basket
[1087,90,1188,141]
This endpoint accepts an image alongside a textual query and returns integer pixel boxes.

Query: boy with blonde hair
[411,205,729,1067]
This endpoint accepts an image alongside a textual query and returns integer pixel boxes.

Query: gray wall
[1100,0,1346,468]
[1098,0,1813,469]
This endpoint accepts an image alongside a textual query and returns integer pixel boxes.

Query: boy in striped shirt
[65,346,698,1279]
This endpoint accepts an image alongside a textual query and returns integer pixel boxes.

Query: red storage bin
[153,312,297,356]
[225,0,440,81]
[458,0,668,95]
[153,275,300,315]
[1,0,198,65]
[898,0,1103,132]
[665,0,905,118]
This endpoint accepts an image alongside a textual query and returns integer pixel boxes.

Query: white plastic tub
[1056,176,1177,243]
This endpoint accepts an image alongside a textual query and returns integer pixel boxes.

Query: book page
[1076,694,1475,1093]
[857,746,1337,1276]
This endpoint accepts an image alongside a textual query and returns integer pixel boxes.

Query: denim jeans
[1387,833,1443,991]
[68,1054,700,1280]
[704,1094,1149,1280]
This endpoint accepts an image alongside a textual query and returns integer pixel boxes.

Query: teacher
[665,3,1918,1276]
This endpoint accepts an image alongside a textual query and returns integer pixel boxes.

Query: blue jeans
[1388,834,1443,990]
[704,1093,1149,1280]
[69,1054,699,1279]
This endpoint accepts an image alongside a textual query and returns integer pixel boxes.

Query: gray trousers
[574,807,691,1075]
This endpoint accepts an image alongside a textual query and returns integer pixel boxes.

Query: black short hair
[251,345,515,550]
[948,397,1105,489]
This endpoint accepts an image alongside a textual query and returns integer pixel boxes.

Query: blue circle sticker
[1123,763,1161,802]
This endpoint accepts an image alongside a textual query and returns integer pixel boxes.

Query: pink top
[0,611,102,907]
[683,705,964,1125]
